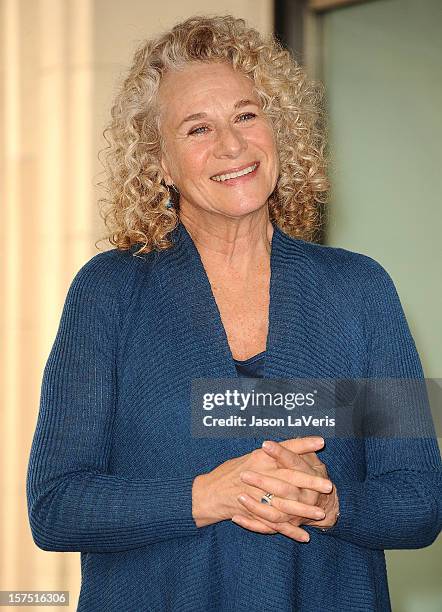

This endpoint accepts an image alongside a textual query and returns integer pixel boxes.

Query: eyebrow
[177,99,259,129]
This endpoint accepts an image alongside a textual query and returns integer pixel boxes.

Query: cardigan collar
[149,218,312,382]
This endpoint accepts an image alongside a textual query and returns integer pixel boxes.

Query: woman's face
[158,61,279,218]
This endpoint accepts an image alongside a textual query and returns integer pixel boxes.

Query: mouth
[210,161,260,183]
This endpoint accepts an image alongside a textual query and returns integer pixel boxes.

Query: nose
[213,124,247,158]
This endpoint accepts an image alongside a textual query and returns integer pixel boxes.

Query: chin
[199,189,270,216]
[219,200,268,217]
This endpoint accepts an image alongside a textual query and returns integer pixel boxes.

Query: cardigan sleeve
[319,258,442,550]
[26,255,200,553]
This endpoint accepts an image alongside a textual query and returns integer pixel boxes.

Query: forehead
[158,61,258,121]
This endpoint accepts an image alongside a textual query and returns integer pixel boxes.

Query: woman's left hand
[232,439,340,539]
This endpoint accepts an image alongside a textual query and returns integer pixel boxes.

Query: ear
[159,152,173,187]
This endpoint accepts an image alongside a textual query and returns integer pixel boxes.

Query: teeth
[211,163,258,182]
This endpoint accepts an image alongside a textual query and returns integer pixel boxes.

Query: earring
[165,183,179,209]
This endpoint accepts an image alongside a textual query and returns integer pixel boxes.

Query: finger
[273,521,311,542]
[298,451,328,472]
[241,469,333,495]
[277,468,332,493]
[241,470,300,499]
[277,436,325,455]
[310,464,328,477]
[261,441,307,469]
[254,516,311,543]
[231,515,278,534]
[237,493,291,523]
[262,439,324,473]
[262,442,327,482]
[268,496,325,520]
[279,438,326,469]
[240,473,325,520]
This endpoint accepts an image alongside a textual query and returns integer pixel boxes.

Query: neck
[178,207,274,278]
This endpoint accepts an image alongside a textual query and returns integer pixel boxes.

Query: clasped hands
[231,436,340,542]
[192,435,340,543]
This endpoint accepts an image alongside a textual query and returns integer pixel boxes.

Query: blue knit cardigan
[26,220,441,611]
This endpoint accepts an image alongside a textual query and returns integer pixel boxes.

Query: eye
[236,112,257,122]
[188,125,209,136]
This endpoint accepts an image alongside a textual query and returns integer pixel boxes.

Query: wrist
[192,473,222,527]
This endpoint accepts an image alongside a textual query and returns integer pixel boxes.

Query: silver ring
[260,492,274,505]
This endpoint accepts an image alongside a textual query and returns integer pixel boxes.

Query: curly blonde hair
[96,14,330,254]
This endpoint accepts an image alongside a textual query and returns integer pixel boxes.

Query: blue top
[26,220,441,611]
[221,350,265,597]
[233,350,266,378]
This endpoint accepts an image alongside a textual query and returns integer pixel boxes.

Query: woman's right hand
[191,436,330,529]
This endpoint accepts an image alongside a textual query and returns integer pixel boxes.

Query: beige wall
[0,1,273,608]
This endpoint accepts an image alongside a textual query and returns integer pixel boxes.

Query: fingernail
[301,533,310,542]
[325,481,333,492]
[262,441,273,450]
[315,510,326,519]
[314,437,325,446]
[238,494,247,503]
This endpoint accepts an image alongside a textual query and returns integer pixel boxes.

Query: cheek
[256,130,280,186]
[254,127,278,161]
[179,143,211,178]
[162,137,204,177]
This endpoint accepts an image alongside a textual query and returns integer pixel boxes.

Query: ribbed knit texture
[26,220,441,611]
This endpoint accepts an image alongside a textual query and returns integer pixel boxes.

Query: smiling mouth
[210,162,259,182]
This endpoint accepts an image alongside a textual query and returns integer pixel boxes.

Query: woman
[26,15,441,612]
